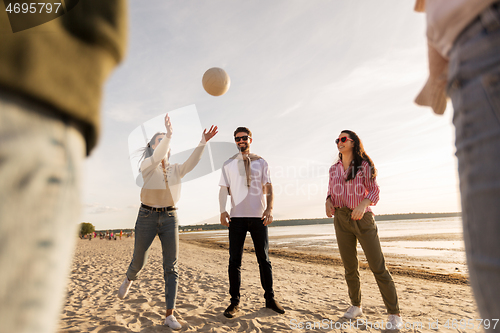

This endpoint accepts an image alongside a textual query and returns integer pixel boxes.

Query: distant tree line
[85,212,462,234]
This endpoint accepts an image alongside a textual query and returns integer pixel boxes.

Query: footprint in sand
[97,325,129,333]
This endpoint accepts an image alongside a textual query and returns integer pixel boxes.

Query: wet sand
[181,230,468,285]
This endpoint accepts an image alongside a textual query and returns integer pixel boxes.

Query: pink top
[327,160,380,214]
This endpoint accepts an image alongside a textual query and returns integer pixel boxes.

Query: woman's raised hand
[203,125,218,142]
[165,114,173,138]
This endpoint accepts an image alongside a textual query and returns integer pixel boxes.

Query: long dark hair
[338,130,377,181]
[137,132,166,168]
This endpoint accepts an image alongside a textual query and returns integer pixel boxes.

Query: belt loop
[480,4,500,32]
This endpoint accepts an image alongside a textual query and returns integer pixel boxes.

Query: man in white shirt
[219,127,285,318]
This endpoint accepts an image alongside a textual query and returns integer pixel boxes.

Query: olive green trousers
[333,207,400,314]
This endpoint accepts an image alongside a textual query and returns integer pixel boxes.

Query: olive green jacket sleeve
[0,0,128,154]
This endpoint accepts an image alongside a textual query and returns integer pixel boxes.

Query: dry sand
[58,237,481,332]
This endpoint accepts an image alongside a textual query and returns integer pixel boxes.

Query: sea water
[192,217,465,266]
[268,217,465,262]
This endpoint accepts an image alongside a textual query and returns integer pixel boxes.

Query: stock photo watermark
[3,0,80,33]
[127,106,377,224]
[289,318,499,330]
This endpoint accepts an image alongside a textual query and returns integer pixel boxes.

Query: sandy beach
[57,234,483,333]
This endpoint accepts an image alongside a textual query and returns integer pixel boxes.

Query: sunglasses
[335,137,353,144]
[235,136,250,142]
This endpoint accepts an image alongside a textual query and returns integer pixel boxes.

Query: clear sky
[81,1,461,230]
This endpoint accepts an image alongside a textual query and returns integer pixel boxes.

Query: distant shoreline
[177,212,461,232]
[95,212,461,234]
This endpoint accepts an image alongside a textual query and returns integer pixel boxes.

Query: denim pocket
[482,68,500,126]
[138,207,152,218]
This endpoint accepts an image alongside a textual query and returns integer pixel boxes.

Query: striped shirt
[327,160,380,214]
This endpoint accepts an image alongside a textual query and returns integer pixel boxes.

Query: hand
[351,202,368,220]
[203,125,218,142]
[261,208,273,226]
[165,114,173,138]
[325,199,335,218]
[220,212,231,227]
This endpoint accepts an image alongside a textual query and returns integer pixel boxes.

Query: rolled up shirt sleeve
[327,165,335,200]
[362,161,380,205]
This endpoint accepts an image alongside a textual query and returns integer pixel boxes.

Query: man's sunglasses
[235,136,250,142]
[335,137,353,144]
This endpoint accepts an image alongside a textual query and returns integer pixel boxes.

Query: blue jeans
[126,207,179,309]
[0,90,85,333]
[448,3,500,323]
[228,217,274,305]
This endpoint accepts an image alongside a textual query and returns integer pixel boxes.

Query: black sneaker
[223,303,240,318]
[266,299,285,314]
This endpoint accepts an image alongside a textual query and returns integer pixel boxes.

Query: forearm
[219,186,229,213]
[363,174,380,205]
[359,198,372,209]
[179,140,206,177]
[151,136,171,163]
[264,184,274,210]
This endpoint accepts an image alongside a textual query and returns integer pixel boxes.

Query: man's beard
[237,143,248,152]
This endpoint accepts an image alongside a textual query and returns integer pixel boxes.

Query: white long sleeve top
[140,135,207,207]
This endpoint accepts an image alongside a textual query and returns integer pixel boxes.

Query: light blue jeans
[0,90,85,333]
[448,3,500,324]
[126,207,179,309]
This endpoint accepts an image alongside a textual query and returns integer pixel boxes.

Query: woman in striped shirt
[326,130,402,330]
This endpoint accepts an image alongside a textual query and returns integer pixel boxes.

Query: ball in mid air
[202,67,231,96]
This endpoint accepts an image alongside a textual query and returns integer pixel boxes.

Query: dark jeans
[228,217,274,305]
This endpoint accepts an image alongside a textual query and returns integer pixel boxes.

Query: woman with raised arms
[117,114,217,330]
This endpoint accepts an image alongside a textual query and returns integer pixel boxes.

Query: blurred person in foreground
[0,2,127,333]
[414,0,500,324]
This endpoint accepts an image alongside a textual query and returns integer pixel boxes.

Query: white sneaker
[118,277,133,299]
[164,315,182,330]
[387,314,403,330]
[343,305,363,319]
